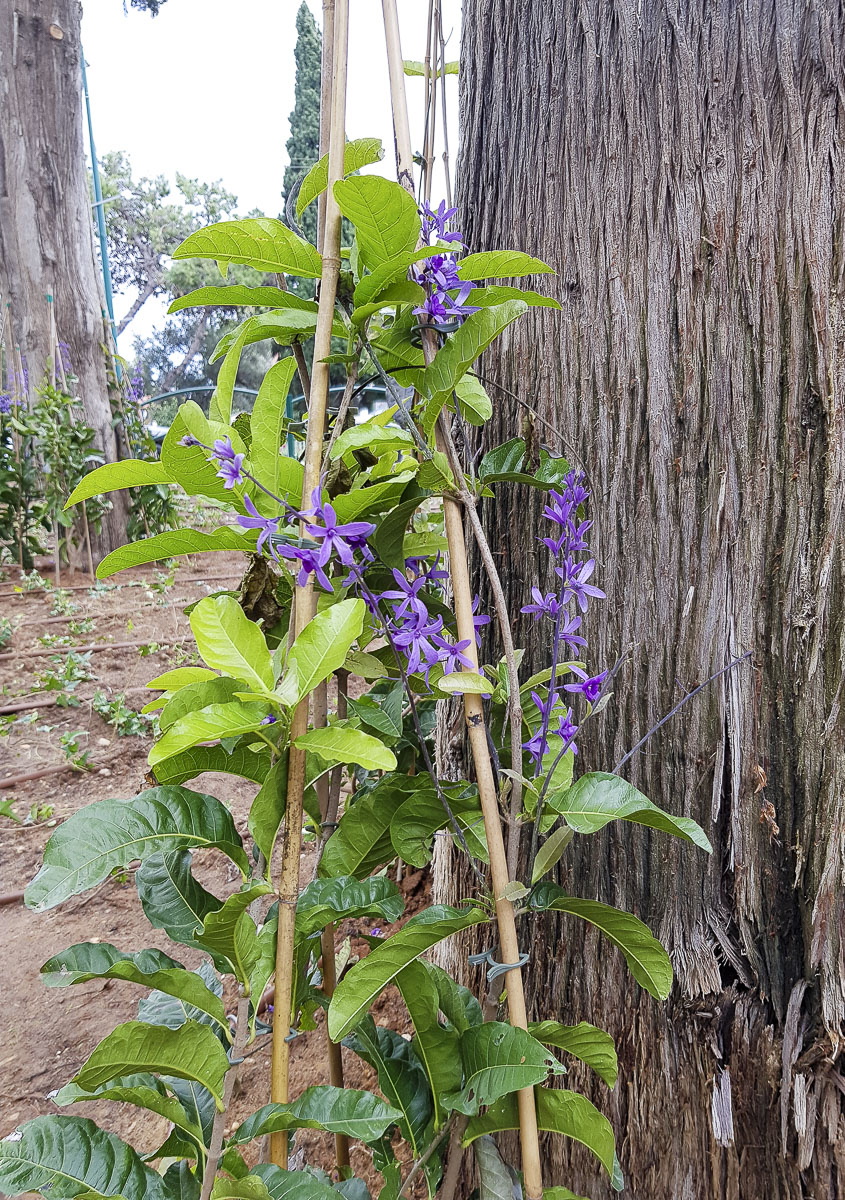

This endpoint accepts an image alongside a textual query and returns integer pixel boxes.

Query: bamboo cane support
[269,0,349,1169]
[380,5,543,1194]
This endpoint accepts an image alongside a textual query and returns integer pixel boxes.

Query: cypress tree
[284,3,321,247]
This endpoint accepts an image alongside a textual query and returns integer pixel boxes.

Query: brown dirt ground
[0,552,430,1196]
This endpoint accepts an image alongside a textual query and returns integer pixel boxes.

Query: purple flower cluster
[0,394,14,416]
[520,471,607,771]
[277,487,375,592]
[413,201,479,323]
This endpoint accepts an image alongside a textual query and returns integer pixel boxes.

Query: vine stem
[380,7,542,1195]
[269,0,349,1169]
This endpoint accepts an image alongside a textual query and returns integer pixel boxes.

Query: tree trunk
[436,2,845,1196]
[0,0,128,558]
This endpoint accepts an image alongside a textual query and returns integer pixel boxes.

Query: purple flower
[564,666,609,705]
[521,587,561,621]
[212,436,239,462]
[431,633,475,676]
[216,454,246,489]
[300,486,375,568]
[558,611,587,650]
[378,568,430,624]
[179,434,199,448]
[420,201,465,247]
[472,594,490,647]
[277,542,334,593]
[407,553,449,591]
[237,495,281,556]
[556,557,605,613]
[554,705,579,753]
[392,612,444,679]
[0,394,13,415]
[260,713,277,726]
[369,927,383,937]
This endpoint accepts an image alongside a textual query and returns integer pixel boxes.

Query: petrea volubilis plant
[6,17,720,1200]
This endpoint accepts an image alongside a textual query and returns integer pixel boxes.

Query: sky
[80,0,460,350]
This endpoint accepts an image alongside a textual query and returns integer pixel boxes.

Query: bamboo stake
[380,6,543,1195]
[269,0,349,1169]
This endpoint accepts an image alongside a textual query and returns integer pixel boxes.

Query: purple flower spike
[521,587,560,621]
[237,495,281,556]
[0,394,13,415]
[564,666,609,705]
[216,453,246,489]
[556,557,606,613]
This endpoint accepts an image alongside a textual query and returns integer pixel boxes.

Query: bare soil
[0,553,429,1194]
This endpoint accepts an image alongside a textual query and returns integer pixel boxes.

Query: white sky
[80,0,461,350]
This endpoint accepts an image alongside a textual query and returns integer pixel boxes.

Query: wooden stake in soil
[269,0,349,1169]
[380,5,543,1195]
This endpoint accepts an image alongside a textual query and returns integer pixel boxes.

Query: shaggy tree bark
[0,0,128,556]
[436,2,845,1197]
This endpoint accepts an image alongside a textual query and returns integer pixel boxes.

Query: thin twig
[400,1115,455,1196]
[321,357,359,471]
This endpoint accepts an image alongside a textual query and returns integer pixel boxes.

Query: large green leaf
[421,960,483,1033]
[319,773,422,879]
[478,438,571,491]
[0,1116,176,1199]
[154,744,271,788]
[149,702,270,768]
[454,375,493,426]
[294,724,397,771]
[160,677,242,732]
[190,595,274,693]
[228,1086,400,1146]
[212,322,250,424]
[26,787,247,911]
[297,137,384,217]
[343,1017,431,1154]
[394,961,461,1128]
[97,527,250,579]
[328,905,487,1040]
[333,176,419,269]
[249,1164,339,1200]
[443,1022,562,1116]
[173,218,322,277]
[168,286,318,315]
[529,1021,617,1088]
[346,681,404,741]
[416,301,527,400]
[295,876,404,943]
[250,358,301,516]
[456,250,554,281]
[146,667,218,692]
[136,851,224,956]
[137,961,225,1039]
[529,884,673,999]
[72,1020,229,1107]
[40,943,227,1031]
[281,598,365,706]
[546,772,712,850]
[460,284,562,311]
[474,1135,515,1200]
[328,423,415,464]
[465,1087,616,1178]
[389,782,487,867]
[65,460,173,509]
[353,245,449,307]
[54,1074,205,1151]
[211,1175,274,1200]
[370,499,425,572]
[248,756,289,863]
[160,410,241,507]
[196,885,271,985]
[210,311,339,362]
[332,474,416,522]
[350,281,425,327]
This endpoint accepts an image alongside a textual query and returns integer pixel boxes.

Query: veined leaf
[343,1017,431,1154]
[190,595,274,693]
[136,851,224,957]
[282,598,365,706]
[529,883,672,999]
[65,460,173,509]
[146,667,217,692]
[353,245,450,308]
[319,773,423,879]
[295,724,397,771]
[54,1074,204,1149]
[210,310,342,363]
[97,527,250,579]
[249,1164,340,1200]
[295,876,404,943]
[228,1086,400,1146]
[546,772,712,850]
[454,375,493,426]
[297,137,384,218]
[332,473,417,522]
[40,943,227,1031]
[328,423,415,463]
[328,905,488,1040]
[394,960,461,1128]
[474,1135,516,1200]
[350,281,426,326]
[137,961,225,1038]
[160,409,244,507]
[160,677,242,732]
[543,1190,591,1200]
[389,782,488,868]
[417,301,527,400]
[403,58,458,76]
[211,1175,274,1200]
[334,176,419,269]
[72,1020,229,1107]
[212,322,250,424]
[436,671,492,696]
[168,286,318,315]
[248,756,289,863]
[456,250,554,281]
[478,438,571,491]
[154,744,271,788]
[0,1116,176,1200]
[196,885,271,985]
[459,284,561,310]
[530,824,574,883]
[347,681,404,741]
[250,358,301,516]
[173,218,321,278]
[443,1022,562,1116]
[371,499,424,571]
[529,1021,617,1088]
[149,702,271,768]
[26,786,247,911]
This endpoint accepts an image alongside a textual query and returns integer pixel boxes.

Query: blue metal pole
[80,52,118,357]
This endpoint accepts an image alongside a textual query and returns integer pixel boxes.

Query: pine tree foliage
[283,3,322,246]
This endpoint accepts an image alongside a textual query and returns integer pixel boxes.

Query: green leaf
[343,1017,431,1154]
[228,1086,401,1146]
[297,137,384,218]
[248,756,289,863]
[435,671,492,696]
[146,667,218,692]
[403,59,458,76]
[319,773,425,879]
[474,1136,515,1200]
[168,286,318,315]
[328,905,487,1040]
[417,301,528,400]
[173,218,322,278]
[196,885,271,985]
[371,499,424,571]
[212,322,249,424]
[54,1074,204,1149]
[283,598,365,706]
[250,358,302,515]
[350,281,425,326]
[160,677,242,732]
[543,1190,591,1200]
[160,408,243,507]
[353,246,450,307]
[393,960,461,1128]
[210,310,342,362]
[65,460,173,509]
[26,786,247,911]
[464,1087,616,1178]
[333,176,420,269]
[443,1022,562,1116]
[295,876,404,943]
[528,1021,617,1088]
[530,824,574,883]
[97,527,249,579]
[456,251,554,281]
[154,744,270,788]
[346,681,404,741]
[328,423,415,464]
[529,884,673,999]
[149,702,271,768]
[40,943,227,1031]
[295,724,397,771]
[211,1175,274,1200]
[478,438,571,490]
[454,376,493,426]
[72,1019,228,1107]
[546,772,712,850]
[389,782,487,868]
[136,851,224,957]
[248,1164,340,1200]
[190,595,274,693]
[344,649,389,680]
[0,1116,177,1200]
[459,285,562,311]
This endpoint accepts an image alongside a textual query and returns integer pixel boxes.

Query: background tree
[0,0,166,557]
[438,3,845,1197]
[283,2,322,248]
